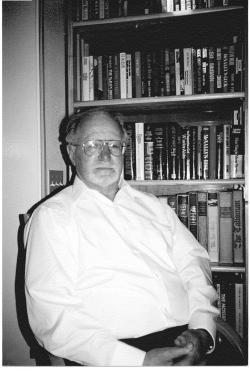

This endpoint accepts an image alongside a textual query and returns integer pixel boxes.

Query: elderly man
[25,108,218,366]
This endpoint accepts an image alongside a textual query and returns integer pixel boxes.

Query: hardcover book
[219,191,233,264]
[207,191,219,263]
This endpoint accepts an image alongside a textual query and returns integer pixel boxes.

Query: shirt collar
[71,175,132,204]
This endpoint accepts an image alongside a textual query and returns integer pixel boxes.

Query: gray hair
[65,108,128,144]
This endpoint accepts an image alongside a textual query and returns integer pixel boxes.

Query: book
[215,47,223,92]
[207,191,219,263]
[223,124,231,179]
[179,48,185,95]
[230,124,244,179]
[196,47,202,94]
[146,52,153,97]
[201,47,209,93]
[209,125,216,179]
[169,123,178,180]
[159,49,165,96]
[181,127,187,180]
[135,51,142,98]
[144,123,154,180]
[89,55,94,101]
[208,46,215,93]
[198,192,208,250]
[228,41,236,92]
[232,190,244,264]
[219,191,233,264]
[152,50,161,97]
[234,35,244,92]
[154,124,165,180]
[185,126,191,180]
[169,49,176,95]
[197,126,202,179]
[176,126,182,180]
[124,122,136,180]
[189,192,198,239]
[126,53,132,98]
[190,126,198,180]
[184,47,193,95]
[216,125,224,179]
[168,194,177,213]
[222,45,229,92]
[82,54,90,101]
[177,194,189,227]
[235,278,244,338]
[113,53,120,99]
[74,33,81,101]
[164,48,171,96]
[175,48,181,95]
[119,52,127,99]
[201,126,210,180]
[164,125,170,179]
[97,55,104,99]
[135,122,144,180]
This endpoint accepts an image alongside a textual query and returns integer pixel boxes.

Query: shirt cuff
[110,341,146,366]
[188,313,217,353]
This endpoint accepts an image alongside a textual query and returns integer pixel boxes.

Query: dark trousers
[64,325,188,366]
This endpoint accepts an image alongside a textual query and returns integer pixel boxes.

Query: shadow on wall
[14,115,74,365]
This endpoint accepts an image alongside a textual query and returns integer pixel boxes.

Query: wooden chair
[47,317,246,366]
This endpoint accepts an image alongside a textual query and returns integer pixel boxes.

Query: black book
[154,124,165,180]
[124,122,136,180]
[144,123,154,180]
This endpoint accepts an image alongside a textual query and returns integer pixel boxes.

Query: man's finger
[163,345,193,361]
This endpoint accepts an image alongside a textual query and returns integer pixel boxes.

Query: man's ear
[67,144,76,166]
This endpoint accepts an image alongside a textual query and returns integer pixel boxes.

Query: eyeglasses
[68,140,126,157]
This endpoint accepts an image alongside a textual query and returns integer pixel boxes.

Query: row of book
[212,272,245,338]
[158,189,244,265]
[74,36,244,101]
[123,115,244,181]
[72,0,241,21]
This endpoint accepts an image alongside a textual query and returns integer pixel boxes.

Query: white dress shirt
[25,176,218,366]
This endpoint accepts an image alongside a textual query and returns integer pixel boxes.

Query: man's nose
[98,143,111,160]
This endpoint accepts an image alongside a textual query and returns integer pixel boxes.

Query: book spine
[219,191,233,264]
[177,194,189,227]
[169,123,178,180]
[228,42,235,92]
[135,122,145,180]
[124,122,136,180]
[135,51,142,98]
[164,48,171,96]
[222,45,229,92]
[93,56,98,100]
[235,282,244,338]
[175,49,181,95]
[166,0,174,12]
[232,190,244,264]
[198,192,208,250]
[168,194,177,213]
[201,47,209,93]
[97,55,104,99]
[230,124,244,179]
[119,52,127,99]
[154,125,165,180]
[215,47,223,92]
[207,191,220,263]
[185,126,191,180]
[102,54,108,100]
[216,125,224,179]
[159,49,165,97]
[223,124,231,179]
[75,33,81,101]
[146,52,153,97]
[208,46,215,93]
[197,126,202,179]
[234,36,243,92]
[196,48,202,94]
[144,123,154,180]
[82,0,89,20]
[201,126,210,180]
[181,127,187,180]
[170,49,176,95]
[113,53,120,99]
[104,0,110,18]
[209,125,216,179]
[88,55,94,101]
[176,126,182,180]
[99,0,105,19]
[152,51,160,97]
[190,126,198,180]
[184,48,193,95]
[126,53,132,98]
[82,55,90,101]
[164,126,170,179]
[189,192,198,239]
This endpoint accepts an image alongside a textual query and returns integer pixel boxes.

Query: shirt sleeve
[165,206,219,350]
[24,204,146,366]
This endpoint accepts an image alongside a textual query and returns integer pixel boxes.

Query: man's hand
[174,329,211,365]
[143,344,193,366]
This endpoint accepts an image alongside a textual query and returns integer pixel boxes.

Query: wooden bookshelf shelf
[72,5,244,29]
[211,264,245,273]
[74,93,245,112]
[129,179,245,196]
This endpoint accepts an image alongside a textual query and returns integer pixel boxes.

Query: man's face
[68,113,124,193]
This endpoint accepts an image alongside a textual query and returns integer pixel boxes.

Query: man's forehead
[79,113,121,135]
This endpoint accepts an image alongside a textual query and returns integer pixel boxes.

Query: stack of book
[73,36,244,101]
[212,271,245,339]
[123,113,244,181]
[157,189,244,265]
[72,0,240,21]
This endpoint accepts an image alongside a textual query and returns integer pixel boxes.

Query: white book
[207,192,220,263]
[175,49,181,95]
[161,0,168,12]
[89,55,94,101]
[120,52,127,99]
[166,0,174,12]
[135,122,144,181]
[184,48,193,95]
[82,56,90,101]
[223,124,231,179]
[126,53,132,98]
[180,0,186,10]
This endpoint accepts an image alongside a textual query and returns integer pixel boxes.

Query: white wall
[2,0,66,365]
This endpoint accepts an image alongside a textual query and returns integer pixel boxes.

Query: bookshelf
[66,0,247,350]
